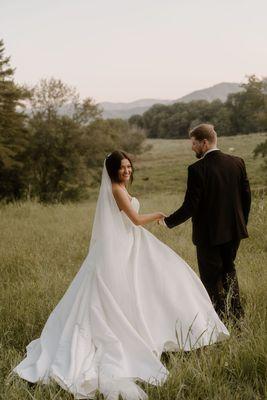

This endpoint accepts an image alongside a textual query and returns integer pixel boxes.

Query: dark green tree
[80,118,146,183]
[25,78,101,202]
[226,75,267,133]
[142,104,171,138]
[25,115,89,202]
[0,39,30,200]
[128,114,144,129]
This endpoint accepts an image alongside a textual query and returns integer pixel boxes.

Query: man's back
[191,150,251,246]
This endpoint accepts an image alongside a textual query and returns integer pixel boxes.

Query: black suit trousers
[196,240,244,319]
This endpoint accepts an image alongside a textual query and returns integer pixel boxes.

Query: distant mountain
[101,98,172,111]
[100,99,172,119]
[178,82,242,103]
[100,82,242,119]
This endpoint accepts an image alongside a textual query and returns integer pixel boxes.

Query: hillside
[100,82,242,119]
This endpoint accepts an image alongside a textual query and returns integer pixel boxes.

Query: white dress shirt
[202,148,219,157]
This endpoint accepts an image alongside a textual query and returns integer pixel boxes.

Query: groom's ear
[203,139,210,148]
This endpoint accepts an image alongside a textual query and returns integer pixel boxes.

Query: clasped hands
[157,212,167,226]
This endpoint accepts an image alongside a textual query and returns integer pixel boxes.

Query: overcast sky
[1,0,266,102]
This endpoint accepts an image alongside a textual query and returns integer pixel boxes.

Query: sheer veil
[89,159,127,253]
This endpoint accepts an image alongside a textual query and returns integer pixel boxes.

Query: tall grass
[1,133,266,399]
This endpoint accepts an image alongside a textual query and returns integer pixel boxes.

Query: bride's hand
[155,212,167,221]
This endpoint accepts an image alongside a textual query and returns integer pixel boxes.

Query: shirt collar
[203,148,220,158]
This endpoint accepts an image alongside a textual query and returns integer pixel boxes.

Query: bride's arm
[112,186,165,226]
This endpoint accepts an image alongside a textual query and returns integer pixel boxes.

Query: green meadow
[1,133,266,399]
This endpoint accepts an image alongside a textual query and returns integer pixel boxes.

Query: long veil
[89,159,129,253]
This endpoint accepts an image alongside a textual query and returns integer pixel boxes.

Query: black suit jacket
[164,150,251,246]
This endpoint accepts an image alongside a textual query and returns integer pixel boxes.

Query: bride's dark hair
[105,150,134,184]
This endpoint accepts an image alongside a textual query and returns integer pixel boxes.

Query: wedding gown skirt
[13,197,229,399]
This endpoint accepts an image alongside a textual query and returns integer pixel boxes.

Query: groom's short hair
[189,124,217,143]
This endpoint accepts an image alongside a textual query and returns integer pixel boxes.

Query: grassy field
[1,133,266,399]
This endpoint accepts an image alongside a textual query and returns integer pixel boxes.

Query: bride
[13,150,229,400]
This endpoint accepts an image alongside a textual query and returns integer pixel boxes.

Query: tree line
[1,38,266,203]
[129,75,267,139]
[0,40,146,202]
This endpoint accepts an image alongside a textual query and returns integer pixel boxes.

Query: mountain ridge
[100,82,242,119]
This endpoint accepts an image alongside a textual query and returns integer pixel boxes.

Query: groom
[162,124,251,319]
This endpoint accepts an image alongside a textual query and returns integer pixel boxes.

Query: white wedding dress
[13,162,229,400]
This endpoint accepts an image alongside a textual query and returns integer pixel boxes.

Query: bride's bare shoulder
[112,184,131,205]
[112,182,121,193]
[112,183,125,198]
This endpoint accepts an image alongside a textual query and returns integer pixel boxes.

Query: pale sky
[1,0,266,102]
